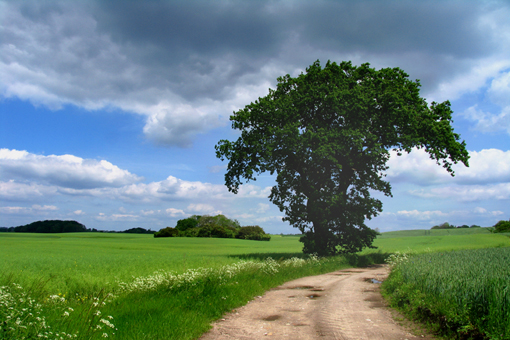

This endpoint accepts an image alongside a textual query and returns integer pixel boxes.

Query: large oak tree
[216,61,469,256]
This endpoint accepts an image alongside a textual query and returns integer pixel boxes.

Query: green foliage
[197,214,240,230]
[216,60,469,256]
[154,227,179,238]
[156,215,269,241]
[493,219,510,233]
[236,226,271,241]
[431,222,454,229]
[13,220,87,233]
[196,224,237,238]
[123,227,154,234]
[175,215,200,232]
[382,247,510,339]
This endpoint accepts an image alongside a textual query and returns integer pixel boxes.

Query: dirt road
[200,265,435,340]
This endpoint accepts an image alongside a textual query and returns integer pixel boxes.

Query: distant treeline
[431,222,481,229]
[0,220,155,234]
[154,214,271,241]
[431,220,510,233]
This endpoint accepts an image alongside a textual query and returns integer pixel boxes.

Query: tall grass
[382,247,510,339]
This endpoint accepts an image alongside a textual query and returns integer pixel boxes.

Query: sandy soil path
[200,265,435,340]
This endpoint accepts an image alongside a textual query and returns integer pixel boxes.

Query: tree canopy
[216,60,469,256]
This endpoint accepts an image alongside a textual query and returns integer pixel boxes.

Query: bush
[493,220,510,233]
[196,224,237,238]
[236,226,270,241]
[154,227,180,238]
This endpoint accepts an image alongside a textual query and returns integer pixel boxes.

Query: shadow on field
[229,251,391,268]
[343,252,391,267]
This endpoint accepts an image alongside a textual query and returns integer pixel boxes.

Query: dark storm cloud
[87,0,500,99]
[1,0,509,146]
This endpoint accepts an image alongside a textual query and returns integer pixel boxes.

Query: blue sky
[1,0,509,233]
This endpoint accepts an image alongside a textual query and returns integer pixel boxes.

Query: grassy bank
[382,247,510,339]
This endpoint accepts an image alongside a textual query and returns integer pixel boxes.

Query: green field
[383,247,510,339]
[369,227,510,254]
[0,233,305,295]
[1,228,509,339]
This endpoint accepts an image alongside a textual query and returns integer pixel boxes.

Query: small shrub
[236,226,270,241]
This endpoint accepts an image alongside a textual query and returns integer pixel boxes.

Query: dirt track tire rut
[199,265,436,340]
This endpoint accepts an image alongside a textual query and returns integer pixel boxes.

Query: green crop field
[383,247,510,339]
[369,227,510,254]
[1,228,509,339]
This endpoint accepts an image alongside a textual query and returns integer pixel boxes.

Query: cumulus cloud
[387,148,510,185]
[462,105,510,134]
[0,179,58,200]
[0,149,142,189]
[2,1,510,146]
[460,69,510,134]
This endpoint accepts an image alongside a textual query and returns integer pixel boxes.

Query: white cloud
[460,69,510,135]
[141,101,225,148]
[462,105,510,134]
[387,148,510,186]
[32,204,58,211]
[0,204,58,215]
[187,203,216,214]
[165,208,186,217]
[3,1,509,147]
[256,203,270,214]
[0,206,28,214]
[0,180,58,200]
[409,183,510,202]
[96,213,140,222]
[428,59,510,103]
[380,207,504,224]
[396,210,448,220]
[0,149,142,189]
[488,70,510,107]
[208,165,227,174]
